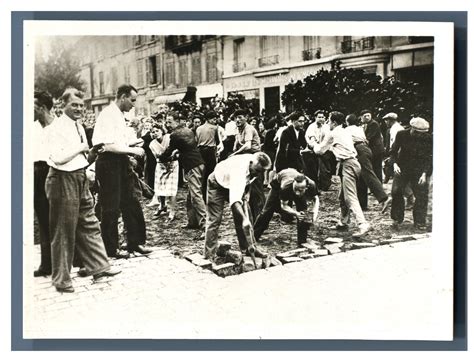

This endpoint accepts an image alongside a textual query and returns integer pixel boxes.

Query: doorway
[264,86,280,116]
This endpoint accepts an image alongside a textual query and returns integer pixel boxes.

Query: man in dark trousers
[160,112,207,230]
[254,168,320,246]
[33,90,54,277]
[93,84,152,258]
[274,112,307,173]
[195,110,223,201]
[390,117,432,230]
[360,109,385,182]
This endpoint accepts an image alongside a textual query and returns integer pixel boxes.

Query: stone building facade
[76,35,433,117]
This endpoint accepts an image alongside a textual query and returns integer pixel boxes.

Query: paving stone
[184,253,212,269]
[324,243,344,255]
[241,256,263,273]
[348,242,376,250]
[391,235,416,241]
[276,248,307,260]
[212,262,238,277]
[216,241,232,257]
[281,256,303,264]
[225,250,243,265]
[324,237,344,244]
[300,253,317,260]
[269,257,282,267]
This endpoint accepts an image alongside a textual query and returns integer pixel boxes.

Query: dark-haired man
[254,168,320,246]
[93,84,151,258]
[313,111,371,237]
[160,112,207,230]
[360,110,384,182]
[33,90,54,277]
[274,112,307,173]
[46,89,120,292]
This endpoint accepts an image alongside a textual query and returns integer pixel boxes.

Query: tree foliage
[282,67,433,124]
[35,38,85,99]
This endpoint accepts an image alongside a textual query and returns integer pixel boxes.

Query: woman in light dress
[149,124,179,222]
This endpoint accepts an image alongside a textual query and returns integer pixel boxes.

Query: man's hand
[295,211,305,220]
[418,173,427,186]
[393,163,401,175]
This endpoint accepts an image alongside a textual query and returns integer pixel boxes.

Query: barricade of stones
[184,233,431,277]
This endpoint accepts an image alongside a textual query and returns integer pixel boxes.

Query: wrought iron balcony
[232,62,246,73]
[258,55,279,67]
[341,37,375,53]
[302,47,322,61]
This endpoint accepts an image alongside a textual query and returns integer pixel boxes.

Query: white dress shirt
[213,154,254,205]
[305,122,330,146]
[33,120,50,162]
[46,114,89,171]
[345,125,367,144]
[92,102,133,146]
[314,125,357,161]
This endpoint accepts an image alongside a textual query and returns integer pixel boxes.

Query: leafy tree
[35,38,85,99]
[282,67,433,124]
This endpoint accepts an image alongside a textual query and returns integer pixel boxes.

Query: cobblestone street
[24,235,452,340]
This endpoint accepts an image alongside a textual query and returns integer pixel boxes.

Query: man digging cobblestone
[254,168,320,246]
[204,152,271,260]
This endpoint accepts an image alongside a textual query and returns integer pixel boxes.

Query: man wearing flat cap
[382,112,405,151]
[389,117,432,230]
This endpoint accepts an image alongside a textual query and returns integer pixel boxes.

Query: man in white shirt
[33,90,54,277]
[45,89,120,293]
[313,111,371,237]
[93,84,151,258]
[383,112,405,149]
[204,152,271,260]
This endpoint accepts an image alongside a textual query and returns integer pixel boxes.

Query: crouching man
[46,88,121,293]
[204,152,271,260]
[253,168,320,246]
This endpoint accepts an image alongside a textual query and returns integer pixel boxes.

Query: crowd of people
[33,83,433,293]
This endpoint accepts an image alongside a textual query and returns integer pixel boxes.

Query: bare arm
[50,142,89,165]
[102,143,144,156]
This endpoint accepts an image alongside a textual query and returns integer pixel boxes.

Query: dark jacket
[274,125,307,172]
[159,125,204,173]
[390,129,433,176]
[364,119,385,157]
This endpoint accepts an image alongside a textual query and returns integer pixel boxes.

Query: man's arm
[313,133,333,155]
[312,195,320,223]
[159,133,179,162]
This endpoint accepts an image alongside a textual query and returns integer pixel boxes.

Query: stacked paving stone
[184,233,431,277]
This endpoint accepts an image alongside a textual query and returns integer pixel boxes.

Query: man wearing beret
[390,117,432,230]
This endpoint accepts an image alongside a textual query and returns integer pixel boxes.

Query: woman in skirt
[149,124,179,222]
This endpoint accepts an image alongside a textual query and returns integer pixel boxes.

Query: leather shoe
[128,245,152,255]
[353,223,372,237]
[93,268,122,281]
[111,249,130,259]
[414,223,427,231]
[246,247,268,259]
[77,268,88,277]
[34,269,51,277]
[329,222,349,231]
[56,285,75,293]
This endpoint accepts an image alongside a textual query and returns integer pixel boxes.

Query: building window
[99,71,104,95]
[124,64,131,84]
[137,60,144,87]
[111,67,118,92]
[302,36,321,61]
[258,36,279,67]
[206,53,217,83]
[179,58,188,87]
[233,38,246,72]
[147,56,159,85]
[135,35,144,46]
[165,61,176,86]
[191,56,201,85]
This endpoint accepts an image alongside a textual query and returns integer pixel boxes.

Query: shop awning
[153,93,186,104]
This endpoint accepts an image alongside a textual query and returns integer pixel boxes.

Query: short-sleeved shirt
[272,168,319,203]
[196,122,218,147]
[33,120,51,162]
[213,154,255,205]
[234,123,261,153]
[92,102,133,146]
[46,113,89,172]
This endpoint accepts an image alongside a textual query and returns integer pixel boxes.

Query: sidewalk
[24,236,452,340]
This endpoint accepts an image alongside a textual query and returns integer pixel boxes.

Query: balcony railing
[302,47,322,61]
[258,55,279,67]
[408,36,434,44]
[232,62,246,73]
[341,37,375,53]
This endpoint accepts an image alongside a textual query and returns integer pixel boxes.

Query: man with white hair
[390,117,432,230]
[204,152,271,260]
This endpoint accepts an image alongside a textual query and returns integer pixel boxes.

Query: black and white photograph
[21,19,454,341]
